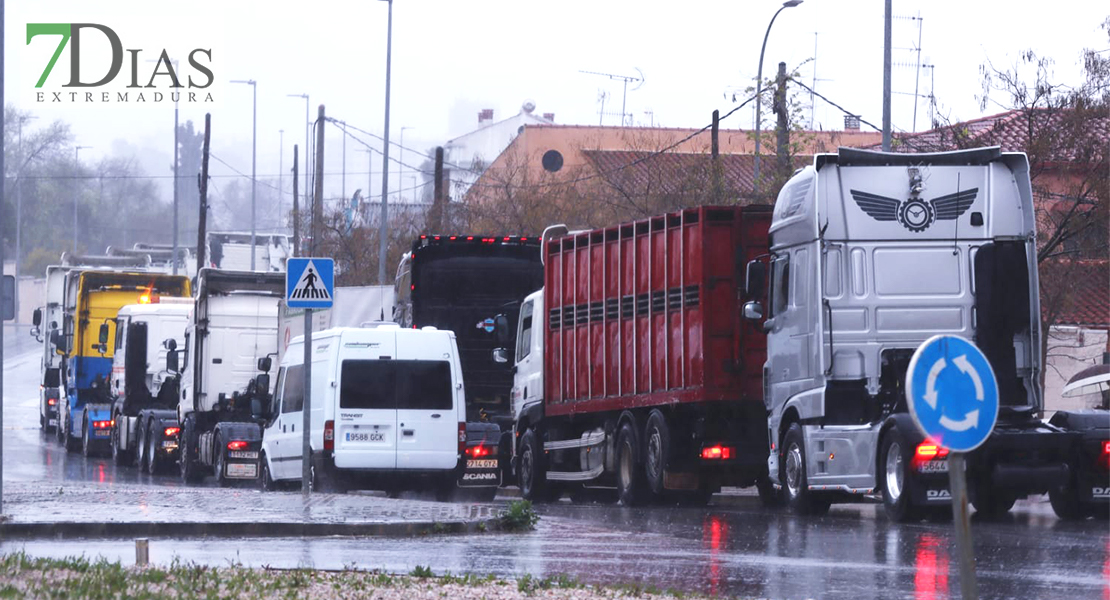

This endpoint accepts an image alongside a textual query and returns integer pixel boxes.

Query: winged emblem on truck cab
[850,188,978,233]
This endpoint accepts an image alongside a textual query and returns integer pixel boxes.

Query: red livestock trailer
[505,205,775,505]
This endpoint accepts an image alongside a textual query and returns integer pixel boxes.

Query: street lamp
[753,0,802,195]
[399,126,414,205]
[378,0,394,285]
[279,129,284,233]
[287,93,310,250]
[14,115,39,321]
[230,79,258,270]
[73,146,92,255]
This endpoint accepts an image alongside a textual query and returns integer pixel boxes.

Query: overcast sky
[6,0,1107,210]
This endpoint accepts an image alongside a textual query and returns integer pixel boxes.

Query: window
[272,367,286,414]
[541,150,564,172]
[516,300,534,363]
[281,364,305,413]
[114,319,125,352]
[340,360,453,410]
[768,254,791,318]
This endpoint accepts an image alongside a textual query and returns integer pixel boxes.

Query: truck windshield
[340,360,453,410]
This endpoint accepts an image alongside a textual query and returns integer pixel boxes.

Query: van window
[516,300,534,363]
[340,360,453,410]
[281,364,305,413]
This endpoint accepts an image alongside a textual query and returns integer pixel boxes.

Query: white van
[260,324,466,495]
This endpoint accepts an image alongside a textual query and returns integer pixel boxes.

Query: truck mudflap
[460,422,502,488]
[214,422,263,479]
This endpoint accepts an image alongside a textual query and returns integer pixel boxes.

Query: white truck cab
[261,324,467,495]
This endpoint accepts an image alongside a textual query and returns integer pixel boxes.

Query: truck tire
[146,423,163,475]
[81,415,94,457]
[214,433,229,487]
[972,483,1016,518]
[617,421,647,506]
[180,415,204,484]
[644,410,669,498]
[880,425,923,522]
[111,414,133,465]
[1049,486,1088,520]
[518,428,554,502]
[137,419,149,472]
[781,423,830,516]
[64,406,81,453]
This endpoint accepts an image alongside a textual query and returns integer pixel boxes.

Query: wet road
[3,345,1109,599]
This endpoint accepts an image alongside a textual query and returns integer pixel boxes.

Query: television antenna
[580,68,644,126]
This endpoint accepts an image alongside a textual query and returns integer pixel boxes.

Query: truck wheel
[180,416,203,484]
[214,433,229,487]
[644,411,669,498]
[518,428,553,502]
[781,423,830,516]
[146,424,162,475]
[1049,486,1087,520]
[138,419,150,471]
[111,415,133,465]
[880,426,923,522]
[617,421,647,506]
[64,408,81,453]
[81,414,97,457]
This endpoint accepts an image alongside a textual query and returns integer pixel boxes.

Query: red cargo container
[510,205,774,505]
[544,205,771,415]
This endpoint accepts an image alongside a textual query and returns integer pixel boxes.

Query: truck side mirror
[745,260,767,298]
[98,323,110,345]
[256,373,270,394]
[742,301,764,321]
[33,308,42,327]
[166,349,179,374]
[491,347,509,364]
[163,338,177,351]
[493,314,511,345]
[257,356,272,373]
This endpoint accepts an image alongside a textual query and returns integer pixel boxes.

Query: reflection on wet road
[4,348,1108,599]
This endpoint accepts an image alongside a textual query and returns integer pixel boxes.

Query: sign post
[906,334,999,600]
[1,275,14,515]
[286,257,334,499]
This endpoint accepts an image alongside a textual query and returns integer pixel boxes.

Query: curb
[0,517,502,539]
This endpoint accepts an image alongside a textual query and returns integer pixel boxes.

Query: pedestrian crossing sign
[286,257,334,309]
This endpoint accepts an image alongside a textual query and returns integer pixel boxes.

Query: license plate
[918,460,949,474]
[228,451,259,460]
[48,419,57,426]
[467,459,498,469]
[94,429,110,438]
[346,432,385,442]
[225,462,257,478]
[162,441,178,449]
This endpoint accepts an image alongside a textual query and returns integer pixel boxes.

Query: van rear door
[394,360,457,470]
[335,359,398,469]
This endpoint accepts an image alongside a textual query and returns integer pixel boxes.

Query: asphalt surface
[3,341,1109,600]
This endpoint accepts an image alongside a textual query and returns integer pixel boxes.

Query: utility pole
[1,0,8,516]
[279,129,284,234]
[378,0,394,285]
[313,105,325,253]
[73,145,91,255]
[775,62,790,178]
[197,114,211,270]
[14,114,38,321]
[292,145,300,256]
[882,0,892,151]
[428,146,445,233]
[711,110,721,203]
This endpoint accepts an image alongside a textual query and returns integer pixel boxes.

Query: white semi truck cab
[746,146,1107,520]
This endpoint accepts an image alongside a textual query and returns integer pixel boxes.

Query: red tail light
[466,444,491,458]
[915,442,950,460]
[47,398,57,406]
[164,426,180,437]
[93,420,111,429]
[1103,441,1110,456]
[458,422,467,454]
[227,440,248,451]
[324,420,334,451]
[700,445,733,460]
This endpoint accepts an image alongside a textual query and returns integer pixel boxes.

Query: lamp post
[378,0,394,285]
[753,0,802,195]
[230,79,258,270]
[279,129,284,233]
[14,114,38,321]
[287,93,310,247]
[399,126,413,205]
[73,145,91,255]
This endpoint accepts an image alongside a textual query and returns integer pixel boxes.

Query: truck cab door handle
[282,424,286,433]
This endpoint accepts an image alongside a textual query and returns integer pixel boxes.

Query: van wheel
[781,423,830,516]
[617,421,647,506]
[880,426,923,522]
[518,428,552,502]
[260,454,276,492]
[644,410,669,498]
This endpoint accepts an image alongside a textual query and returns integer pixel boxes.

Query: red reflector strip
[164,427,180,437]
[227,440,248,451]
[700,445,733,460]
